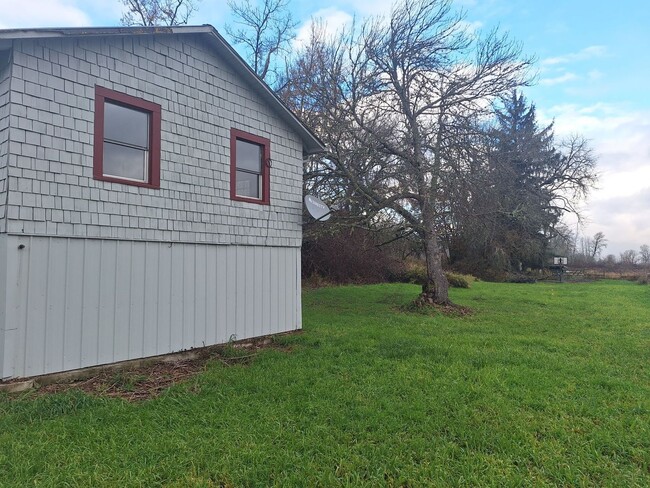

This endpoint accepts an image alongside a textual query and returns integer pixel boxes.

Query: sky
[2,0,649,257]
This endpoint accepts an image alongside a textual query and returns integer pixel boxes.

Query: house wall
[0,33,307,379]
[5,34,303,247]
[0,235,6,378]
[0,59,11,377]
[0,56,11,234]
[3,235,301,379]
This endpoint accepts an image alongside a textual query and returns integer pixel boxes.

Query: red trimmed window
[93,86,161,188]
[230,128,270,205]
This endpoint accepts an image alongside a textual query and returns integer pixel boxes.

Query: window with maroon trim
[230,128,270,204]
[93,86,161,188]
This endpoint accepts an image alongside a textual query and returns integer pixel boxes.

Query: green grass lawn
[1,280,649,486]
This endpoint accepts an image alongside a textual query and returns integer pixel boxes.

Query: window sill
[231,194,270,205]
[94,174,160,189]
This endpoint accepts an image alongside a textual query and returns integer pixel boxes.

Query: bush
[505,273,537,284]
[638,274,650,285]
[402,260,427,284]
[392,261,477,288]
[445,272,475,288]
[302,228,406,285]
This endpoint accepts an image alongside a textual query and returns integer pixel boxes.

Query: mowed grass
[1,280,649,486]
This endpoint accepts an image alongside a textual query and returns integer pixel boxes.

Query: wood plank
[63,238,84,371]
[236,246,247,340]
[269,247,279,335]
[112,241,133,362]
[97,240,117,365]
[216,245,229,343]
[226,245,237,341]
[157,243,173,354]
[81,239,101,368]
[128,241,146,359]
[170,243,184,350]
[182,244,195,349]
[261,246,271,336]
[194,244,208,347]
[44,238,67,374]
[205,245,218,345]
[142,242,160,358]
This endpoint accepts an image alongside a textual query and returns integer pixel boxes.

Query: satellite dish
[305,195,331,221]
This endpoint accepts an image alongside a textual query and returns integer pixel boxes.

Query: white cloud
[538,103,650,254]
[293,8,354,49]
[341,0,395,16]
[541,45,607,66]
[0,0,92,28]
[587,69,604,81]
[585,189,650,255]
[539,72,578,86]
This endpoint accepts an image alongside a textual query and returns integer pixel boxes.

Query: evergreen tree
[450,90,596,278]
[488,90,560,270]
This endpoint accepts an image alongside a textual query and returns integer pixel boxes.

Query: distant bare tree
[639,244,650,265]
[226,0,297,85]
[603,254,617,268]
[619,249,638,265]
[121,0,198,26]
[590,231,607,259]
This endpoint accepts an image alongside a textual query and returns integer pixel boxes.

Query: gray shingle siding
[4,34,304,247]
[0,59,11,233]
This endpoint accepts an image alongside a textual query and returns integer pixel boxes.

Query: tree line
[550,230,650,267]
[121,0,599,303]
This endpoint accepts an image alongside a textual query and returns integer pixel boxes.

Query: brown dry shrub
[302,228,405,285]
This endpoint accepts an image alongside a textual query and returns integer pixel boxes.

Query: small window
[93,86,161,188]
[230,128,270,204]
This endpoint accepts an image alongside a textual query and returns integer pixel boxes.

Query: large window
[93,86,161,188]
[230,128,270,204]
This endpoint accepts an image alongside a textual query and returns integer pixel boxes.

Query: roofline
[0,25,326,156]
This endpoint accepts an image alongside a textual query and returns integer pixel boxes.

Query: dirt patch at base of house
[37,358,210,401]
[14,334,298,402]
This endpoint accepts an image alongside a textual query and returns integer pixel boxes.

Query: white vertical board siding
[3,235,301,379]
[0,235,6,378]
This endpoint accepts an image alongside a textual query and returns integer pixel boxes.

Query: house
[0,25,324,380]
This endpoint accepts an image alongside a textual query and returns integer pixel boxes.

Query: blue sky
[3,0,649,256]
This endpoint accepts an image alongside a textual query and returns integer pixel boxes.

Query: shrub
[445,272,475,288]
[505,273,537,284]
[638,274,650,285]
[402,260,427,284]
[302,228,405,285]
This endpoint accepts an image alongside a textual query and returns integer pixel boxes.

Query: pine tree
[487,90,560,270]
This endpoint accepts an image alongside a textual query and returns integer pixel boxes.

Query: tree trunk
[419,204,450,305]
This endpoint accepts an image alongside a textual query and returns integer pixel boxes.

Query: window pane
[104,102,149,148]
[103,142,148,181]
[236,139,262,173]
[236,170,261,199]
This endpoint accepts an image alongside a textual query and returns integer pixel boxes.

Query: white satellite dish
[305,195,331,221]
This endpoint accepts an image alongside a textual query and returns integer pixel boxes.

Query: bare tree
[603,254,617,268]
[284,0,532,304]
[590,231,607,259]
[620,249,638,265]
[639,244,650,265]
[226,0,297,85]
[121,0,198,26]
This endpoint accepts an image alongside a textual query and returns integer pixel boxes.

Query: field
[1,280,649,486]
